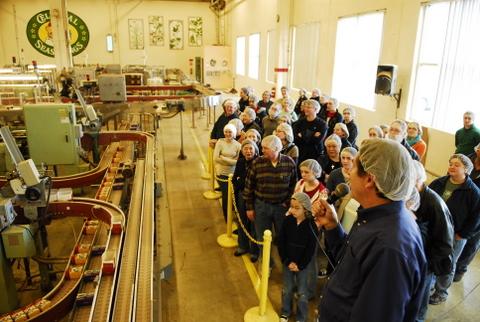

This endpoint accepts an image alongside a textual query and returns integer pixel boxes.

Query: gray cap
[291,192,312,212]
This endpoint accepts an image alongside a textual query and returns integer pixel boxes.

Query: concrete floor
[158,111,480,322]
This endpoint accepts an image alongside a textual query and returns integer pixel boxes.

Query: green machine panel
[24,104,78,165]
[0,237,18,313]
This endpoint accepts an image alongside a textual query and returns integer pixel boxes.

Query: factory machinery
[0,93,180,321]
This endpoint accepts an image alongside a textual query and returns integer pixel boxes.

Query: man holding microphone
[313,138,427,322]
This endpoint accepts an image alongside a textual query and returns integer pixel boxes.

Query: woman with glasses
[407,122,427,161]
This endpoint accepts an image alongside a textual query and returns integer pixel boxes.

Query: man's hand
[247,210,256,221]
[312,198,339,230]
[288,262,299,272]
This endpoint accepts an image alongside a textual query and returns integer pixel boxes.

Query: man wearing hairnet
[313,138,427,322]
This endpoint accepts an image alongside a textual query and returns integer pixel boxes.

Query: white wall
[226,0,454,176]
[0,0,216,72]
[226,0,278,94]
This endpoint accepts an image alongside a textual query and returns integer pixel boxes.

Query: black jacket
[415,186,454,275]
[210,113,238,140]
[345,120,358,148]
[318,110,343,137]
[238,97,249,112]
[294,95,308,116]
[429,176,480,239]
[400,138,420,161]
[232,156,256,194]
[293,117,328,163]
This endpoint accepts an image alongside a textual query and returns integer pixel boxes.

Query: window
[248,33,261,79]
[291,22,321,89]
[331,11,384,109]
[106,34,114,52]
[266,30,277,82]
[236,36,246,76]
[408,0,480,133]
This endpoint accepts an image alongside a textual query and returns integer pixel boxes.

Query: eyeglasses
[407,127,418,130]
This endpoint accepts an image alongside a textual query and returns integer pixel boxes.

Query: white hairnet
[358,138,415,201]
[243,107,257,121]
[276,123,294,143]
[223,123,237,138]
[325,134,342,147]
[450,154,474,175]
[406,187,421,212]
[299,159,322,178]
[262,135,283,152]
[411,160,427,184]
[245,128,261,143]
[334,122,349,138]
[241,139,259,156]
[343,106,356,117]
[228,118,244,135]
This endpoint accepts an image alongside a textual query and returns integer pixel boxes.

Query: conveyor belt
[111,160,145,321]
[2,130,155,322]
[134,129,155,322]
[69,224,107,321]
[10,199,127,322]
[71,141,134,322]
[0,131,150,189]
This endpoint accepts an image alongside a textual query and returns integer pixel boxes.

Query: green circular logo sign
[26,10,89,58]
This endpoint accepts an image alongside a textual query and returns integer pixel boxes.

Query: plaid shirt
[243,154,297,210]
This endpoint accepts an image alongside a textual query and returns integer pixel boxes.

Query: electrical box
[98,75,127,102]
[0,236,18,312]
[17,159,41,186]
[0,198,15,231]
[1,224,36,258]
[24,104,78,165]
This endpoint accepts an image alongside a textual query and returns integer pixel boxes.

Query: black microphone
[327,183,350,204]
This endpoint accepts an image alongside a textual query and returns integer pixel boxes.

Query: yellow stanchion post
[217,175,238,248]
[244,230,278,322]
[201,146,212,180]
[203,150,221,199]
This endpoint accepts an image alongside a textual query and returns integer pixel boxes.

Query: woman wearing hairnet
[428,154,480,304]
[275,123,299,165]
[313,138,427,322]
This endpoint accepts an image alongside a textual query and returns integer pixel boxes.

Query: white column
[48,0,73,69]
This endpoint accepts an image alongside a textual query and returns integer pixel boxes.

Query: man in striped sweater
[243,135,297,262]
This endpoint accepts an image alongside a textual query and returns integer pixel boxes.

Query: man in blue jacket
[313,138,427,322]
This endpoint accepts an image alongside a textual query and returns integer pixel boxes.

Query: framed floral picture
[188,17,203,47]
[128,19,144,50]
[169,20,184,50]
[149,16,164,46]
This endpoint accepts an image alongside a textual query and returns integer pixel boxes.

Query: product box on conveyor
[111,213,124,234]
[102,250,116,275]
